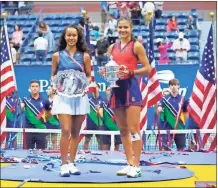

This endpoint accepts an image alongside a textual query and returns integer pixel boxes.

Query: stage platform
[0,150,216,187]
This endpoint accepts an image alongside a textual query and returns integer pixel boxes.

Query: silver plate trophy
[104,59,119,87]
[52,69,89,98]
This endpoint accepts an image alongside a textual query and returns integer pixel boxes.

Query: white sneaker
[127,166,142,178]
[60,164,70,177]
[116,165,132,176]
[68,163,81,175]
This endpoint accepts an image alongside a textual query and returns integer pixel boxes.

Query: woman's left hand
[118,65,130,80]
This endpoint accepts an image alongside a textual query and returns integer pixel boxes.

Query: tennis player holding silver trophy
[99,56,129,87]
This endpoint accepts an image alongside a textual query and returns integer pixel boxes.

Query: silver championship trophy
[104,57,119,87]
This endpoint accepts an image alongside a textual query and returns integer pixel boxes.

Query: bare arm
[134,41,152,75]
[51,52,59,81]
[95,105,103,118]
[84,52,91,82]
[97,108,103,118]
[20,102,25,112]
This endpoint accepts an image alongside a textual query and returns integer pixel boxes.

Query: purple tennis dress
[108,41,142,108]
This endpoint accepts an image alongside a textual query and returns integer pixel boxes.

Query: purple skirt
[108,77,142,109]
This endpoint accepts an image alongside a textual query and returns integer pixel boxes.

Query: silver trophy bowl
[105,59,119,87]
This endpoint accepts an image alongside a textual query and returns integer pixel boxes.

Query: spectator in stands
[8,2,19,15]
[105,14,118,45]
[38,21,55,50]
[156,38,172,64]
[96,33,110,66]
[128,2,141,25]
[51,24,91,177]
[83,83,104,150]
[44,85,60,150]
[185,15,198,32]
[157,79,189,151]
[11,25,23,51]
[154,1,163,19]
[10,41,17,64]
[172,32,191,62]
[34,32,48,64]
[21,80,49,150]
[167,15,179,32]
[117,2,130,17]
[100,1,108,32]
[90,26,100,41]
[141,1,155,25]
[18,1,26,14]
[102,86,122,151]
[107,2,119,19]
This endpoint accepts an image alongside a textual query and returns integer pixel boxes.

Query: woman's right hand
[98,67,106,77]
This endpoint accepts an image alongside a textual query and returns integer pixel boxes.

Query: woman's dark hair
[39,21,46,28]
[170,15,176,21]
[117,17,136,42]
[157,42,161,48]
[56,24,89,53]
[14,24,21,31]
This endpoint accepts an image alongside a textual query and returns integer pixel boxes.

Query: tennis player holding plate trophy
[99,17,151,178]
[51,22,91,177]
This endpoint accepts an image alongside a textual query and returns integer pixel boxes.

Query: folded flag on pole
[0,21,17,145]
[188,24,216,151]
[139,21,163,131]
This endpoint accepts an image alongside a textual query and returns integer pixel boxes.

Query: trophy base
[111,84,119,88]
[109,81,119,88]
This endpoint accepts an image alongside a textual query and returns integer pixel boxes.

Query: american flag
[139,22,163,130]
[0,24,17,145]
[188,24,216,151]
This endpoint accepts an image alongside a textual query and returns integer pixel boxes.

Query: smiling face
[117,19,132,40]
[65,27,78,47]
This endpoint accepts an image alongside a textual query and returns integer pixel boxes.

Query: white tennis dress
[51,50,90,115]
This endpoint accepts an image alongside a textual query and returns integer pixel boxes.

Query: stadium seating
[6,9,201,65]
[16,13,82,64]
[153,10,200,64]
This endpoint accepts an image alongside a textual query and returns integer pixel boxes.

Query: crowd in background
[3,1,201,65]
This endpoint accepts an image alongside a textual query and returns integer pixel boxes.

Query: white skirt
[51,94,90,115]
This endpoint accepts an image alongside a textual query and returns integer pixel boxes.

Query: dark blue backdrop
[14,64,199,129]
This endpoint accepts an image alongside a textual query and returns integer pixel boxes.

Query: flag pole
[2,12,24,148]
